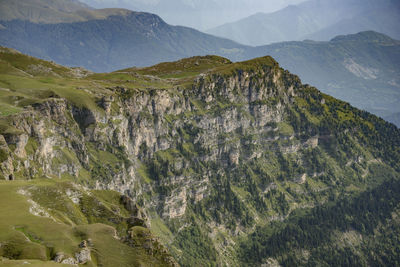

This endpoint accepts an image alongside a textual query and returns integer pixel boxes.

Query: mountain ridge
[0,11,246,72]
[0,47,400,266]
[329,30,400,43]
[2,8,398,127]
[207,0,400,46]
[79,0,306,30]
[245,31,400,126]
[0,0,155,24]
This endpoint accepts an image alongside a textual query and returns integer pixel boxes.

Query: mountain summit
[244,31,400,126]
[1,0,399,127]
[0,2,246,72]
[79,0,306,30]
[0,47,400,266]
[207,0,400,45]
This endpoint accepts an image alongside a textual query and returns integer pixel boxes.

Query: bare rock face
[54,252,78,265]
[14,134,28,158]
[0,63,305,219]
[75,248,91,264]
[0,60,335,265]
[53,240,92,265]
[99,95,114,113]
[0,135,13,180]
[121,195,150,228]
[53,252,65,263]
[61,257,78,265]
[121,195,146,215]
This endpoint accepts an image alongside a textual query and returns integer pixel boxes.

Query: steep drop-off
[0,47,400,266]
[246,31,400,126]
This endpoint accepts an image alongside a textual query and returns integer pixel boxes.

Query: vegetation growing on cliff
[0,47,400,266]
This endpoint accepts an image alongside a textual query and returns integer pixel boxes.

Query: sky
[79,0,307,30]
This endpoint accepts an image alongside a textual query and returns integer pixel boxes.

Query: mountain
[0,1,246,72]
[1,47,400,266]
[1,2,399,128]
[305,4,400,41]
[0,0,120,23]
[0,0,247,73]
[0,179,177,266]
[244,31,400,126]
[0,0,90,18]
[79,0,306,30]
[207,0,400,46]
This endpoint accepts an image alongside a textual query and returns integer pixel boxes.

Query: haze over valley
[78,0,307,30]
[207,0,400,46]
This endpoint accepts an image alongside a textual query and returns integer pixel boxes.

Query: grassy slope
[0,46,178,119]
[0,178,172,266]
[0,47,204,266]
[0,47,272,119]
[1,47,400,266]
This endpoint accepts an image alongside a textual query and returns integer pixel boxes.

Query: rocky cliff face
[1,50,400,266]
[2,63,298,204]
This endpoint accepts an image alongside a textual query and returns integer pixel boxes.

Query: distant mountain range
[0,0,399,127]
[207,0,400,46]
[0,0,93,23]
[0,0,247,72]
[79,0,305,30]
[245,31,400,126]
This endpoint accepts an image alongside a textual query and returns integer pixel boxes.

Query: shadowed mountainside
[0,10,246,72]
